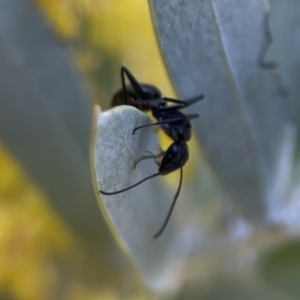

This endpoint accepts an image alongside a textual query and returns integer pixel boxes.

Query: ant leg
[134,94,204,109]
[185,94,205,105]
[132,117,184,135]
[155,144,165,156]
[121,67,146,103]
[163,94,204,105]
[100,172,161,195]
[157,95,204,112]
[153,167,183,239]
[134,99,188,112]
[133,150,164,169]
[134,97,191,112]
[133,154,156,169]
[134,97,185,105]
[186,113,199,120]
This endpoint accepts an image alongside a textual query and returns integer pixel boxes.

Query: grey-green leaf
[266,0,300,189]
[92,106,188,293]
[0,0,105,247]
[149,0,294,222]
[267,0,300,132]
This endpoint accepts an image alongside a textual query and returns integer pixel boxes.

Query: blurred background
[1,1,300,300]
[0,0,175,299]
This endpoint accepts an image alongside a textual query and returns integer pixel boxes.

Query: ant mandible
[100,66,204,239]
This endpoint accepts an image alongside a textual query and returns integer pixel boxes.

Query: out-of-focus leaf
[251,0,300,229]
[0,0,106,248]
[267,0,300,132]
[259,241,300,299]
[149,0,293,223]
[266,0,300,188]
[92,105,189,294]
[176,275,295,300]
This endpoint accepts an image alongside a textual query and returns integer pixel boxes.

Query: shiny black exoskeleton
[112,84,162,111]
[100,66,204,238]
[112,66,162,110]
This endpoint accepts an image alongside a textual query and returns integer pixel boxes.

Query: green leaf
[260,241,300,299]
[177,275,295,300]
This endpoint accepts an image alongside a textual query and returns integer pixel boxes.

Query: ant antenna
[100,168,183,238]
[121,67,128,105]
[121,66,147,105]
[152,168,183,239]
[132,114,200,135]
[132,117,183,135]
[100,172,161,195]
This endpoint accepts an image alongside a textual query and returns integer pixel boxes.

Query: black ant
[100,67,204,239]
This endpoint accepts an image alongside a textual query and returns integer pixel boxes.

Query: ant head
[111,86,131,107]
[111,85,150,110]
[112,84,163,111]
[141,84,162,100]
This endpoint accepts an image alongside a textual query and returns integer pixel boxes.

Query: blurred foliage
[259,241,300,299]
[36,0,174,106]
[0,0,173,299]
[0,143,128,299]
[0,142,72,299]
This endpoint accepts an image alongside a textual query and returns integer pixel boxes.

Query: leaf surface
[92,106,189,293]
[149,0,293,222]
[0,0,104,247]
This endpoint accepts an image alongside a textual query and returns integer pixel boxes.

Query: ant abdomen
[159,142,189,175]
